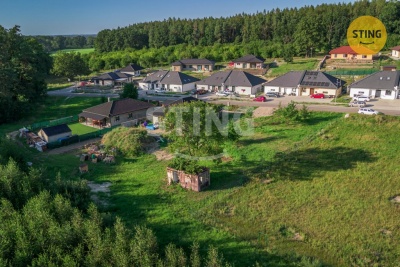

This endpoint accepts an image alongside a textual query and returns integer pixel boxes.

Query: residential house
[79,98,153,128]
[171,59,215,72]
[92,71,133,87]
[348,70,400,99]
[229,55,265,69]
[138,70,199,92]
[150,96,203,123]
[264,71,345,97]
[196,70,266,95]
[329,46,373,61]
[119,63,144,76]
[38,124,72,143]
[391,46,400,59]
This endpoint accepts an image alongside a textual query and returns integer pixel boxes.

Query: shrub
[274,101,310,123]
[168,158,205,175]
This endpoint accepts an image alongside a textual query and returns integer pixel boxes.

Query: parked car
[155,88,166,93]
[358,108,380,115]
[265,92,280,97]
[349,101,366,107]
[224,91,239,96]
[253,96,267,102]
[216,92,228,97]
[354,95,371,102]
[310,93,325,99]
[196,89,208,95]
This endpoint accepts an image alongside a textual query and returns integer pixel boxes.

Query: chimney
[108,97,111,102]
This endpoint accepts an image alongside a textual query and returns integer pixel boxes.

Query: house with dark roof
[171,59,215,72]
[229,55,265,69]
[348,70,400,99]
[391,46,400,59]
[196,70,266,95]
[150,96,203,123]
[264,71,345,97]
[38,124,72,143]
[329,46,373,61]
[138,70,199,92]
[119,63,144,76]
[79,98,153,128]
[92,71,133,87]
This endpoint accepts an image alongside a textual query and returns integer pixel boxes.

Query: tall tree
[52,52,90,80]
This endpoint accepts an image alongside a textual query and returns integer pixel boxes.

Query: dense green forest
[95,0,400,57]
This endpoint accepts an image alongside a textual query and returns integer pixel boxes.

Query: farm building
[196,70,266,95]
[139,70,199,92]
[38,124,72,143]
[348,70,400,99]
[264,71,345,97]
[79,98,153,128]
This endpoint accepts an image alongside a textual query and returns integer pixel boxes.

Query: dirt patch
[252,107,275,118]
[153,149,174,161]
[390,195,400,204]
[87,181,111,207]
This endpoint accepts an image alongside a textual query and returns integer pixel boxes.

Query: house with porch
[138,70,199,92]
[79,98,153,128]
[171,59,215,72]
[229,55,265,69]
[119,63,144,76]
[264,71,345,97]
[329,46,373,61]
[391,46,400,59]
[91,71,133,87]
[348,70,400,100]
[196,70,266,95]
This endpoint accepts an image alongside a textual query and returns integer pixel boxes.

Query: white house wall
[313,88,340,96]
[392,50,399,58]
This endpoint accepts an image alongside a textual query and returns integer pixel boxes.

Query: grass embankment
[268,59,319,77]
[0,96,103,137]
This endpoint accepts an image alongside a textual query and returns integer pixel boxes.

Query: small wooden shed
[79,163,88,173]
[167,167,210,192]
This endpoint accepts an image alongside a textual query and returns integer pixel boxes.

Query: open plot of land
[268,58,319,77]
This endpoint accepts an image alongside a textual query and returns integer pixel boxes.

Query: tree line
[94,0,400,57]
[32,35,95,52]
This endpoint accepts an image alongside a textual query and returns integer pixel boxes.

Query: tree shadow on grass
[267,146,375,180]
[237,136,285,146]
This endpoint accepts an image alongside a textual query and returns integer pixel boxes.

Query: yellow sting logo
[347,16,387,55]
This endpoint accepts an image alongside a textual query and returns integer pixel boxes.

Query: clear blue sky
[0,0,354,35]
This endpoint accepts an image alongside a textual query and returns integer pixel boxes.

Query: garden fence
[29,115,78,131]
[326,69,378,76]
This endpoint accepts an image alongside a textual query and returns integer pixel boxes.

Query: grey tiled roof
[141,71,199,85]
[119,63,144,72]
[92,72,132,81]
[232,55,265,63]
[265,71,345,89]
[349,71,400,90]
[171,59,215,66]
[197,70,266,87]
[81,98,152,117]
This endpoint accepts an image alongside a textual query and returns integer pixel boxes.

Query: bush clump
[168,158,205,175]
[102,127,151,157]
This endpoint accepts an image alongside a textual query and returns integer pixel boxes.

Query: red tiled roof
[391,46,400,51]
[329,46,357,55]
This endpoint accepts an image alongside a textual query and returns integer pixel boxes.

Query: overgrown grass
[68,123,98,135]
[12,104,400,266]
[268,59,319,77]
[46,75,73,91]
[0,96,103,137]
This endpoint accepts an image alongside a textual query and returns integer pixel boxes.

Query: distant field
[50,48,95,55]
[268,59,319,77]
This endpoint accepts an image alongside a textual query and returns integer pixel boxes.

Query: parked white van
[353,95,370,102]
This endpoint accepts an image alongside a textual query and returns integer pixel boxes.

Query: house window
[323,91,328,94]
[302,88,306,92]
[128,113,133,119]
[292,88,296,92]
[270,89,275,91]
[385,90,391,96]
[362,55,367,58]
[334,54,337,58]
[189,65,193,68]
[343,54,347,57]
[115,116,120,122]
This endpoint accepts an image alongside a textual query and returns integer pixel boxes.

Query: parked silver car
[349,101,366,107]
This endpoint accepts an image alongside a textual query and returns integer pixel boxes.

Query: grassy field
[50,48,95,55]
[68,122,98,135]
[6,94,400,266]
[0,96,103,137]
[46,75,73,91]
[268,59,319,77]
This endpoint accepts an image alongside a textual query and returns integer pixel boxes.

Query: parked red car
[253,96,267,102]
[310,93,325,99]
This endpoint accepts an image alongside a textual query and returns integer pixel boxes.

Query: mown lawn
[268,59,319,77]
[32,109,400,266]
[0,96,103,137]
[68,123,98,135]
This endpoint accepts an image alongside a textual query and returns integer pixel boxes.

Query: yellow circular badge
[347,16,387,55]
